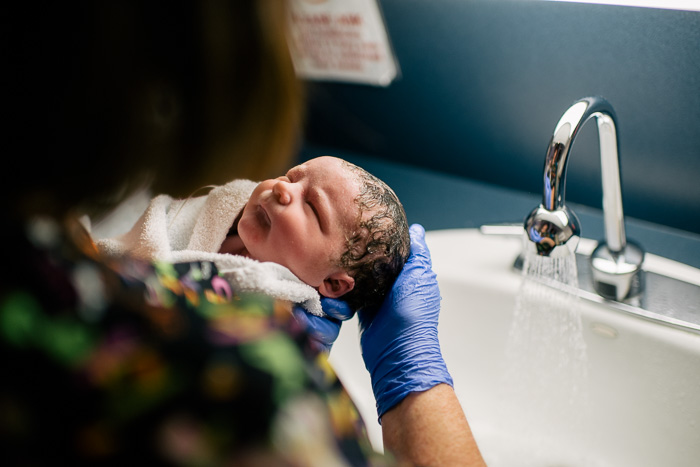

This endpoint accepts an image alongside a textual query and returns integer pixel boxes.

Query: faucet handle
[590,241,644,301]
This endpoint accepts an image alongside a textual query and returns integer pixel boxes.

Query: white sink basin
[329,229,700,466]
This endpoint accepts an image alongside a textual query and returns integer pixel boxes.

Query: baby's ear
[318,271,355,299]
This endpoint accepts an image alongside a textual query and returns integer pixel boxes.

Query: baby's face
[238,156,360,294]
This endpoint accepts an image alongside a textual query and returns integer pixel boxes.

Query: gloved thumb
[292,306,342,352]
[320,297,356,321]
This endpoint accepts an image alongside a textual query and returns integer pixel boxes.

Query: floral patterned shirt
[0,217,389,466]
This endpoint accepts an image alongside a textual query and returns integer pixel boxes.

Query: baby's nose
[272,179,293,205]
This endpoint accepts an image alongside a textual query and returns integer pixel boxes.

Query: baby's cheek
[237,217,260,246]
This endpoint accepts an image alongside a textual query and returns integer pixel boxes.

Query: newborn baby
[96,156,409,316]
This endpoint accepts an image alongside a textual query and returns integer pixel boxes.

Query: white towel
[96,180,324,316]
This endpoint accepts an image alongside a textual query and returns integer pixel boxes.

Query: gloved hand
[358,224,453,420]
[293,298,355,352]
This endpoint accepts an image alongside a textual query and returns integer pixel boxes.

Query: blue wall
[302,0,700,234]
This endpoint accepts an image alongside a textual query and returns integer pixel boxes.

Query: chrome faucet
[524,97,644,302]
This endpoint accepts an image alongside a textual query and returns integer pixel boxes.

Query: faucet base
[513,249,700,334]
[590,241,644,301]
[482,223,700,334]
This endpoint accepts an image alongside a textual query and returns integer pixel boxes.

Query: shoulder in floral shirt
[0,217,389,466]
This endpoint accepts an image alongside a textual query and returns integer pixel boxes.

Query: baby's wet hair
[337,160,410,313]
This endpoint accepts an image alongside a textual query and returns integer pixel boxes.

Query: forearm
[381,384,485,466]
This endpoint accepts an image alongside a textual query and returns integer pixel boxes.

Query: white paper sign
[287,0,399,86]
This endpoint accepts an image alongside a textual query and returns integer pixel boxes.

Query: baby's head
[237,156,410,311]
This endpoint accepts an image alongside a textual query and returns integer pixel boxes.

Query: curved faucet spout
[543,97,625,252]
[524,96,644,302]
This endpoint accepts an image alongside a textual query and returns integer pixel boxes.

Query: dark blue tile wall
[302,0,700,234]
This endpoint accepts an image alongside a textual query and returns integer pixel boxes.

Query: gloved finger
[320,297,356,321]
[358,226,440,333]
[357,304,380,334]
[408,224,433,267]
[292,306,342,349]
[380,224,437,307]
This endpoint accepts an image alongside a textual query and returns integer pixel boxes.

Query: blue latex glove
[293,298,355,352]
[358,224,453,420]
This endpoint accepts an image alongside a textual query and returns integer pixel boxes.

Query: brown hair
[337,161,411,313]
[8,1,303,221]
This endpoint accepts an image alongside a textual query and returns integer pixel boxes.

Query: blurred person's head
[8,1,303,221]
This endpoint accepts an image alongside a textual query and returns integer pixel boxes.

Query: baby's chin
[276,262,323,289]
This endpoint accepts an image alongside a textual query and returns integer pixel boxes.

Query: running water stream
[494,244,591,463]
[505,248,588,398]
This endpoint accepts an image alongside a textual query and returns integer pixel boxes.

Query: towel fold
[96,179,324,316]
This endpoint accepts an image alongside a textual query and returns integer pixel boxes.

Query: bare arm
[382,384,486,466]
